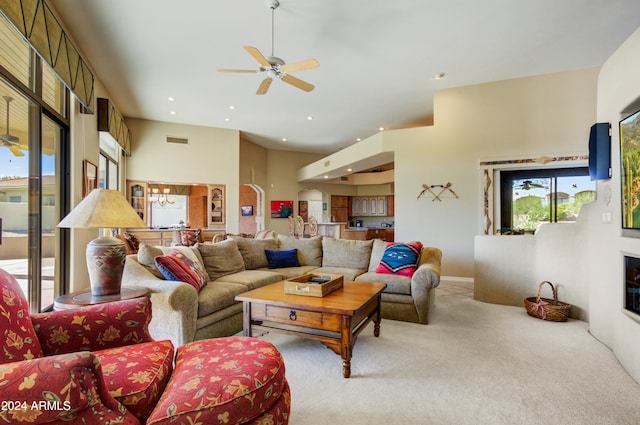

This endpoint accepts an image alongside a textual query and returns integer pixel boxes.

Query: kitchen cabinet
[331,195,349,223]
[352,196,388,216]
[387,195,394,216]
[366,228,386,240]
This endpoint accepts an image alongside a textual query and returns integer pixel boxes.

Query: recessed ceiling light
[379,127,385,131]
[229,105,236,110]
[347,168,352,172]
[307,116,313,121]
[224,117,230,122]
[356,138,361,142]
[433,72,446,80]
[168,97,175,102]
[169,111,176,115]
[323,175,329,179]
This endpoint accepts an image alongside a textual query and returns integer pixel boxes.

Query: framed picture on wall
[270,200,293,218]
[241,205,253,216]
[83,160,97,197]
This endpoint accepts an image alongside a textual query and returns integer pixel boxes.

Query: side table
[54,287,151,310]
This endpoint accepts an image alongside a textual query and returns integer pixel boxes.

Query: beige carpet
[260,281,640,424]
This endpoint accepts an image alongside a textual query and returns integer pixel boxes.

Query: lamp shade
[58,188,146,229]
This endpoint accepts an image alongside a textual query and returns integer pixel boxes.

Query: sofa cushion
[322,237,373,270]
[229,236,277,269]
[154,251,207,292]
[257,265,319,279]
[265,248,301,269]
[312,266,367,282]
[197,239,245,281]
[197,281,249,318]
[96,339,174,421]
[367,239,388,272]
[356,271,412,295]
[277,235,323,266]
[215,270,284,290]
[376,242,423,277]
[138,244,208,280]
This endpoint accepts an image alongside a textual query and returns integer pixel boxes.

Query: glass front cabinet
[209,185,225,225]
[127,180,148,223]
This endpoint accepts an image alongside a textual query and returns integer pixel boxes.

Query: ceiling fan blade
[257,77,273,95]
[281,74,315,92]
[244,46,272,67]
[217,68,259,73]
[9,145,24,156]
[279,58,320,73]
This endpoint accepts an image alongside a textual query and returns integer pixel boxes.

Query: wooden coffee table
[235,280,386,378]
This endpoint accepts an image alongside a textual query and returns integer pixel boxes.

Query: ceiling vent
[340,176,348,181]
[166,136,188,144]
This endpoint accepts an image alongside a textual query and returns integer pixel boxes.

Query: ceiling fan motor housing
[266,0,279,10]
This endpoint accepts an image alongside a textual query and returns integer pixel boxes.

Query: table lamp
[58,188,147,296]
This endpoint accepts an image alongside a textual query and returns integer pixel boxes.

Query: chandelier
[148,187,176,207]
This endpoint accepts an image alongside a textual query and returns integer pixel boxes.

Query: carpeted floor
[260,280,640,424]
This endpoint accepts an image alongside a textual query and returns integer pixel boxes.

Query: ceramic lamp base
[86,236,128,296]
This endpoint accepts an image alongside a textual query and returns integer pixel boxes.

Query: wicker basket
[524,281,571,322]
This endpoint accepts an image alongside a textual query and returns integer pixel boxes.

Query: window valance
[0,0,94,111]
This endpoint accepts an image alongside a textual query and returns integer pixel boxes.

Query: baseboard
[440,276,474,284]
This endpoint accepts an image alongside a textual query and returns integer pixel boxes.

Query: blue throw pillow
[265,249,300,269]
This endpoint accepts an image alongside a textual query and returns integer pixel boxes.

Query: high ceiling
[49,0,640,155]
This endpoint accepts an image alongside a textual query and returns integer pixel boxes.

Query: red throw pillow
[376,242,423,278]
[155,251,207,292]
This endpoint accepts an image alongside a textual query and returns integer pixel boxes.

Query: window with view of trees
[500,167,596,234]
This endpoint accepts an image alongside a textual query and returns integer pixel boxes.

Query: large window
[99,133,120,190]
[500,167,595,234]
[0,16,70,312]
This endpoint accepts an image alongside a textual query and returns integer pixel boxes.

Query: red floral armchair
[0,268,174,424]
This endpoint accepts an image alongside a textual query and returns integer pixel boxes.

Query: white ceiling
[49,0,640,155]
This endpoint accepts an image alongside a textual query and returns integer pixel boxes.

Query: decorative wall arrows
[417,183,459,201]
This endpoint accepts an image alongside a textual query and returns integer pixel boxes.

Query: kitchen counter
[317,222,347,238]
[343,227,394,241]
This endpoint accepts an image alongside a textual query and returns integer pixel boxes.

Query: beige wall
[587,26,640,382]
[388,68,599,277]
[125,118,241,233]
[265,149,324,235]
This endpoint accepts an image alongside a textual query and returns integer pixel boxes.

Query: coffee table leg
[374,295,382,337]
[341,315,352,378]
[242,302,252,337]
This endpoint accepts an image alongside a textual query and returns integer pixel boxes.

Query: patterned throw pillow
[154,251,207,292]
[123,231,140,253]
[180,229,201,246]
[375,242,423,278]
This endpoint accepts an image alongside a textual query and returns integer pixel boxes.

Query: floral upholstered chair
[0,268,174,424]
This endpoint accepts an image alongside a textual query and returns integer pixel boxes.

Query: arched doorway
[239,184,265,234]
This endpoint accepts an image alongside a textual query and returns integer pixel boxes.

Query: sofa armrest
[123,255,199,347]
[0,352,137,424]
[32,297,154,356]
[410,247,442,322]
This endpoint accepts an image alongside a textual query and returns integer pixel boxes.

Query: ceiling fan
[217,0,319,95]
[515,179,548,191]
[0,96,24,157]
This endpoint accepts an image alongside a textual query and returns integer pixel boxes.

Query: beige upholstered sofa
[123,235,442,347]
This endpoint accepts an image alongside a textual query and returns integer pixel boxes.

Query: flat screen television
[620,108,640,231]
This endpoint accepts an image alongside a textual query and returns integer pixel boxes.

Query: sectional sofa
[123,234,442,348]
